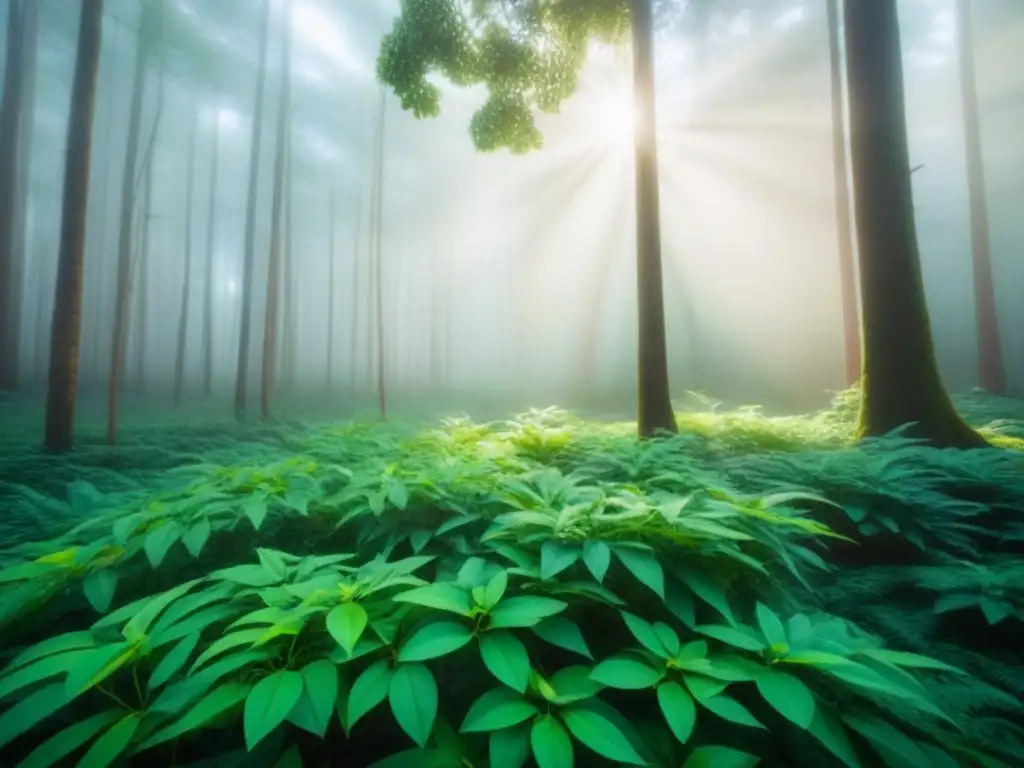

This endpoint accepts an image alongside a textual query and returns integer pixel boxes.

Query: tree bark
[826,0,861,387]
[631,0,676,437]
[844,0,986,448]
[955,0,1005,395]
[174,104,199,404]
[234,0,273,419]
[45,0,104,453]
[202,110,220,396]
[260,0,291,420]
[133,96,158,393]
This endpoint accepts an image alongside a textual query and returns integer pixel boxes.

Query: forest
[0,0,1022,766]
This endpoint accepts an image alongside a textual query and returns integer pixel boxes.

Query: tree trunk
[955,0,1005,395]
[44,0,104,453]
[174,104,199,404]
[844,0,986,448]
[282,124,296,389]
[107,3,152,445]
[260,0,291,420]
[202,110,220,396]
[133,105,157,393]
[631,0,676,437]
[326,187,336,387]
[371,90,388,418]
[349,196,363,388]
[826,0,860,388]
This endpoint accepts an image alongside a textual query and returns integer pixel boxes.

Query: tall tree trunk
[0,0,30,390]
[371,90,388,417]
[234,0,273,419]
[260,0,291,420]
[174,104,199,404]
[826,0,861,388]
[202,110,220,395]
[844,0,986,448]
[107,3,152,445]
[133,110,157,393]
[955,0,1005,395]
[631,0,676,437]
[282,124,296,388]
[326,187,336,387]
[349,196,363,388]
[45,0,104,453]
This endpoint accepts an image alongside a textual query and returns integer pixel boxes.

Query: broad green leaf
[490,596,567,628]
[242,492,270,530]
[244,670,304,750]
[347,661,393,731]
[387,478,410,509]
[683,746,760,768]
[393,583,473,616]
[541,542,580,580]
[664,578,696,627]
[756,668,816,729]
[0,682,70,750]
[3,631,96,674]
[858,648,963,674]
[181,518,212,557]
[257,548,289,581]
[549,666,602,704]
[755,603,787,647]
[582,539,610,583]
[695,624,767,652]
[286,660,338,737]
[677,569,733,622]
[65,642,137,697]
[150,604,237,649]
[191,629,265,672]
[480,631,530,692]
[144,522,182,568]
[657,681,696,745]
[83,570,118,614]
[209,564,281,587]
[409,529,432,553]
[590,654,663,689]
[327,602,369,656]
[17,709,121,768]
[138,682,252,749]
[490,723,532,768]
[483,570,508,607]
[652,622,680,657]
[531,714,573,768]
[399,620,474,662]
[389,663,438,748]
[562,706,647,764]
[979,597,1013,625]
[77,712,141,768]
[532,617,592,659]
[122,580,200,641]
[700,694,763,728]
[612,545,664,598]
[684,674,728,701]
[843,714,930,768]
[0,648,94,700]
[151,651,266,715]
[273,744,305,768]
[461,687,539,732]
[621,611,669,658]
[149,632,201,690]
[112,512,145,543]
[807,708,862,768]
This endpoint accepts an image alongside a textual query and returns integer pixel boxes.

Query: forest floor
[0,388,1022,767]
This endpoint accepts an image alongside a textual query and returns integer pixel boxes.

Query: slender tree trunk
[45,0,104,453]
[844,0,986,448]
[826,0,861,387]
[90,42,117,386]
[107,4,152,445]
[133,114,157,393]
[260,0,291,420]
[955,0,1005,395]
[235,0,273,419]
[349,196,363,388]
[0,0,29,390]
[174,104,199,404]
[631,0,676,437]
[326,187,336,388]
[282,124,296,388]
[372,90,388,417]
[202,111,220,395]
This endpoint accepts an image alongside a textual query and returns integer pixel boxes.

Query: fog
[8,0,1024,419]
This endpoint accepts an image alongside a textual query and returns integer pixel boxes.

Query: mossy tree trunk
[955,0,1006,395]
[631,0,676,437]
[844,0,987,448]
[44,0,104,453]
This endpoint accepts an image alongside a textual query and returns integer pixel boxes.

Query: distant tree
[234,0,273,419]
[369,89,388,417]
[133,72,163,393]
[44,0,104,453]
[202,110,220,396]
[844,0,986,448]
[326,187,337,388]
[174,104,200,405]
[281,127,297,389]
[378,0,677,437]
[260,0,292,419]
[954,0,1006,395]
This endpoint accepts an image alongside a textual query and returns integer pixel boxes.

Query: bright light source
[218,108,240,131]
[590,88,636,152]
[293,1,367,78]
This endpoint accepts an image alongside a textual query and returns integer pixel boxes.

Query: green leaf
[327,602,369,656]
[807,708,862,768]
[139,683,252,750]
[347,661,393,731]
[490,723,532,768]
[857,648,963,674]
[17,710,121,768]
[677,569,733,622]
[532,617,592,659]
[191,629,265,672]
[242,492,270,530]
[531,714,574,768]
[461,687,539,732]
[483,570,508,607]
[490,596,567,628]
[549,666,602,704]
[0,682,70,750]
[612,545,664,598]
[590,654,663,689]
[122,579,200,640]
[181,518,212,557]
[700,694,763,728]
[144,522,182,568]
[149,632,200,690]
[695,624,767,652]
[387,478,410,509]
[582,539,610,583]
[980,597,1013,625]
[287,660,339,738]
[653,622,680,657]
[843,714,930,768]
[683,746,760,768]
[3,631,96,673]
[244,670,304,750]
[64,642,136,697]
[393,583,473,616]
[77,712,141,768]
[541,542,580,579]
[755,603,787,647]
[657,681,696,745]
[562,706,647,764]
[82,570,118,613]
[621,611,669,658]
[399,620,474,662]
[209,564,281,587]
[756,668,816,729]
[389,663,438,748]
[480,631,530,692]
[150,651,265,715]
[0,649,93,701]
[257,548,289,581]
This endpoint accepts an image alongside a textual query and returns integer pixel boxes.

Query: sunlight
[292,0,367,79]
[217,108,240,131]
[588,88,636,153]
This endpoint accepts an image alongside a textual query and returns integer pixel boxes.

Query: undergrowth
[0,389,1021,767]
